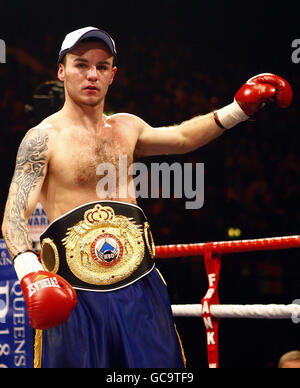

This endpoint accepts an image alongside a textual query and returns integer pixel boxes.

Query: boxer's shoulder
[106,112,145,129]
[107,112,138,122]
[106,113,151,141]
[20,113,61,159]
[30,112,64,142]
[33,111,61,133]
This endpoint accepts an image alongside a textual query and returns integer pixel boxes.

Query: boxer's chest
[52,126,134,188]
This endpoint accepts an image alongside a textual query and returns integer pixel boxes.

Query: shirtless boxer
[1,27,293,368]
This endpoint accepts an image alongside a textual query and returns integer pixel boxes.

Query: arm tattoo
[4,129,49,256]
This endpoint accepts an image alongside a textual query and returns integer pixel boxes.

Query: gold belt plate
[62,204,145,285]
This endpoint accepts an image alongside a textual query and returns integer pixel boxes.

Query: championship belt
[40,202,155,291]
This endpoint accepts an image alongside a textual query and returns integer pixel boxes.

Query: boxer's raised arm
[134,113,223,157]
[2,128,50,258]
[135,73,293,157]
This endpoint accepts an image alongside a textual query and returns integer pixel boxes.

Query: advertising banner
[0,240,33,368]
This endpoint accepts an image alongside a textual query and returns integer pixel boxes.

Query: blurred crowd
[2,32,299,247]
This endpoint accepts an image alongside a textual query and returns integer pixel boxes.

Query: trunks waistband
[40,201,155,292]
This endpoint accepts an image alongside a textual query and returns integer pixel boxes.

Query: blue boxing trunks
[35,269,185,368]
[35,201,185,368]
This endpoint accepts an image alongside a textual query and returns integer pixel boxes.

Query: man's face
[58,40,117,107]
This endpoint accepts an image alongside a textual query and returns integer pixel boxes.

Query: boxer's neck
[61,99,106,132]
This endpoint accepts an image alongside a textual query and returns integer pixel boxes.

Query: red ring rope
[155,235,300,258]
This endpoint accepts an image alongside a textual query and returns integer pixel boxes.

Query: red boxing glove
[21,271,77,330]
[235,73,293,116]
[14,251,77,330]
[215,73,293,129]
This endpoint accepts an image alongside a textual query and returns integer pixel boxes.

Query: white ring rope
[171,304,300,319]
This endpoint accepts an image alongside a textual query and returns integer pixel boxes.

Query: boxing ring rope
[171,304,300,319]
[155,235,300,368]
[156,235,300,258]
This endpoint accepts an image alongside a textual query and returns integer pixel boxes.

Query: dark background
[1,1,299,368]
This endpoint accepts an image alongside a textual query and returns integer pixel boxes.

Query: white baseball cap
[58,26,117,64]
